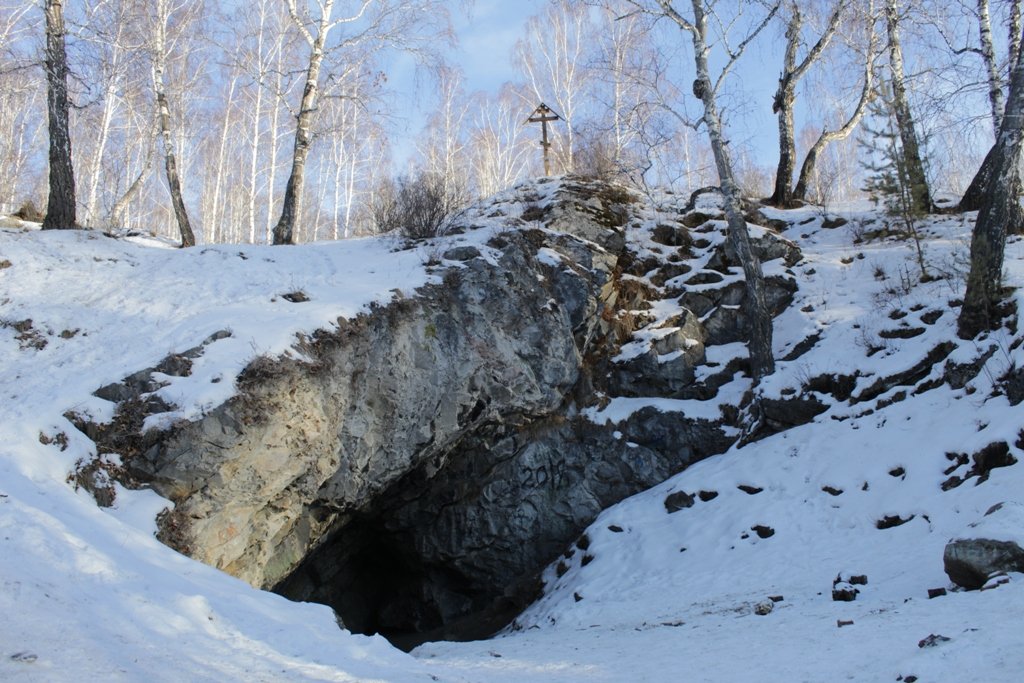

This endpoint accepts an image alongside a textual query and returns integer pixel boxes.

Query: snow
[955,501,1024,548]
[3,186,1024,681]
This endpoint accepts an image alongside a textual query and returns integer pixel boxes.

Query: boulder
[944,502,1024,589]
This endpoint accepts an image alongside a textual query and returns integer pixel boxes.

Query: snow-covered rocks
[832,573,868,601]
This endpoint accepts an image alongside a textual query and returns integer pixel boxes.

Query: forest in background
[0,0,1019,244]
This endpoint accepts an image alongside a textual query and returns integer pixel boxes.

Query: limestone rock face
[92,177,802,643]
[136,228,597,588]
[613,310,707,397]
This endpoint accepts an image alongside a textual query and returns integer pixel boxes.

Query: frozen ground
[1,186,1023,681]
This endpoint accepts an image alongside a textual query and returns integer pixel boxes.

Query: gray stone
[918,634,951,648]
[612,310,707,396]
[442,246,481,261]
[682,275,797,346]
[664,490,695,513]
[944,502,1024,589]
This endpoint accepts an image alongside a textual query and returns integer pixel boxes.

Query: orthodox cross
[525,103,562,176]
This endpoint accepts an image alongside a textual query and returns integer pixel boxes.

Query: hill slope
[1,184,1023,681]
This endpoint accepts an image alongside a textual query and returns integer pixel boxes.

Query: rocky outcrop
[85,178,801,645]
[944,502,1024,589]
[135,226,601,589]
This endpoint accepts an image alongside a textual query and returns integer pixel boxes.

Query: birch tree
[514,1,593,173]
[635,0,780,381]
[979,0,1007,130]
[468,85,536,196]
[77,0,143,227]
[42,0,76,230]
[883,0,932,214]
[958,27,1024,338]
[586,4,665,184]
[418,66,471,201]
[793,0,880,203]
[273,0,444,245]
[149,0,197,246]
[957,0,1024,211]
[0,2,44,213]
[273,0,347,245]
[768,0,845,207]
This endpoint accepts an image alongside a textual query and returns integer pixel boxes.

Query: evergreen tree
[859,83,930,280]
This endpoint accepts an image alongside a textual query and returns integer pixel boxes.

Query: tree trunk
[770,84,798,206]
[884,0,932,214]
[794,35,877,202]
[978,0,1005,132]
[153,1,196,248]
[767,1,845,207]
[109,151,154,229]
[1011,0,1022,75]
[42,0,76,230]
[85,78,118,226]
[274,0,336,245]
[769,8,801,207]
[958,28,1024,338]
[960,147,1024,222]
[961,0,1024,213]
[156,92,196,247]
[960,144,1000,211]
[266,57,285,244]
[208,76,237,244]
[273,77,316,246]
[688,0,775,381]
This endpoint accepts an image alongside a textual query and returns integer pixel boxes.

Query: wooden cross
[525,103,562,177]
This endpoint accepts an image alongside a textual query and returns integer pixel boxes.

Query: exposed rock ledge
[83,178,799,647]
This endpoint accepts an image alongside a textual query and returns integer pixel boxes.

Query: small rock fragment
[981,573,1011,591]
[754,600,774,616]
[832,583,858,601]
[877,514,914,529]
[664,490,696,513]
[917,634,951,649]
[927,587,947,599]
[832,573,865,601]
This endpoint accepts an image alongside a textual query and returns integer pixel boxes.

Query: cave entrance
[273,512,535,652]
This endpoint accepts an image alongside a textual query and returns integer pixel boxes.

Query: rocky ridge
[80,177,802,645]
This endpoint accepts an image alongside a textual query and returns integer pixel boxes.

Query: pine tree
[858,83,931,280]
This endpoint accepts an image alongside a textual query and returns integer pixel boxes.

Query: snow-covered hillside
[2,185,1023,682]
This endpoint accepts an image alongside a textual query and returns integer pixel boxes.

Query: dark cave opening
[269,419,685,651]
[272,511,536,652]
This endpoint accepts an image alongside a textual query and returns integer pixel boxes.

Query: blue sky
[453,0,549,91]
[387,0,783,170]
[387,0,548,166]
